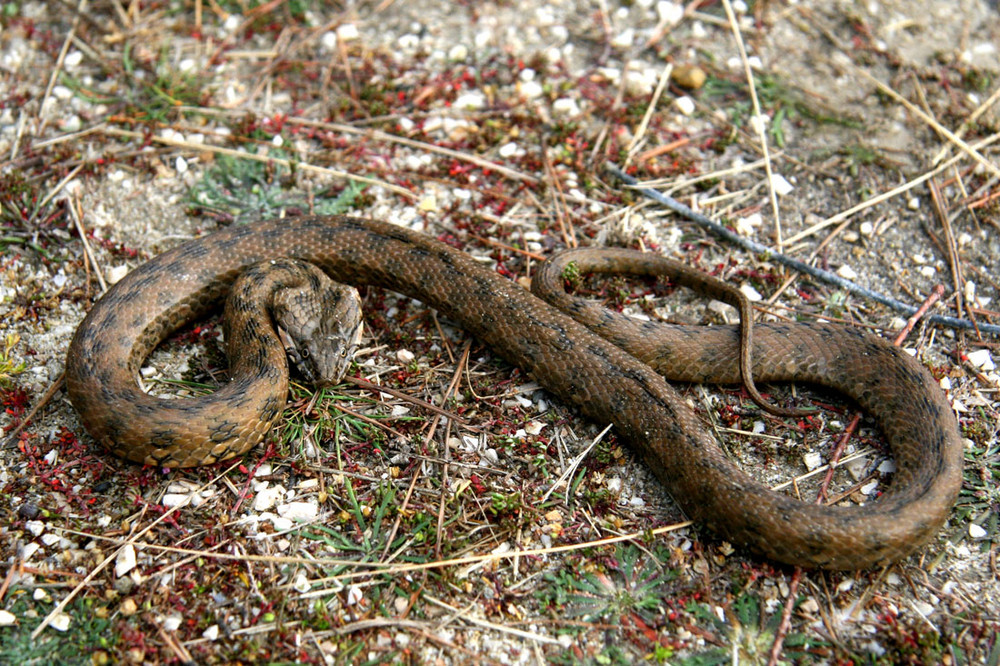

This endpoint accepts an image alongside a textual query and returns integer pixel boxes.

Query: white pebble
[277,501,318,521]
[448,44,468,61]
[175,156,188,174]
[0,610,15,626]
[860,479,879,495]
[518,79,544,99]
[966,349,995,370]
[769,173,794,196]
[254,485,286,511]
[453,91,485,110]
[65,50,83,67]
[919,266,936,278]
[336,23,359,41]
[739,283,762,302]
[674,95,695,115]
[107,264,129,285]
[115,544,137,577]
[499,142,519,158]
[612,29,635,49]
[836,264,858,280]
[396,349,415,364]
[49,613,71,632]
[859,221,874,236]
[552,98,581,116]
[26,520,45,536]
[202,624,220,640]
[656,1,685,24]
[802,452,823,471]
[968,523,987,539]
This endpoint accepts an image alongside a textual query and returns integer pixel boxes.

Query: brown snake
[66,215,963,569]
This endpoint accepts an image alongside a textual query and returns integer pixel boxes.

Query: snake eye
[300,348,310,357]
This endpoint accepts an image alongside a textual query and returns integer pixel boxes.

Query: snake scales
[66,215,963,569]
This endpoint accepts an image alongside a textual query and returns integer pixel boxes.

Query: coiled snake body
[66,215,963,569]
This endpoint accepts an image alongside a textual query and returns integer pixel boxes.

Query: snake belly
[65,215,963,569]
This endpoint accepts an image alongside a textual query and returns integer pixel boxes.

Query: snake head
[273,264,365,386]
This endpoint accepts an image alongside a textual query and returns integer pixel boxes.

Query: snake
[65,215,964,570]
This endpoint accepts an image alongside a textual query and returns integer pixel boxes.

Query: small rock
[671,64,706,89]
[966,349,995,370]
[969,523,987,539]
[115,545,137,577]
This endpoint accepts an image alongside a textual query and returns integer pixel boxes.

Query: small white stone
[499,142,519,158]
[749,113,769,134]
[346,585,364,605]
[769,173,794,196]
[802,451,823,471]
[966,349,995,370]
[739,283,762,302]
[969,523,987,539]
[293,572,311,593]
[397,349,415,364]
[277,501,318,521]
[175,156,188,174]
[52,85,73,100]
[115,544,137,577]
[107,265,129,285]
[877,459,896,474]
[0,610,15,626]
[453,91,486,110]
[40,534,60,546]
[25,520,45,536]
[161,494,191,508]
[50,613,71,632]
[320,32,338,51]
[162,615,182,631]
[202,624,220,640]
[919,265,937,278]
[656,1,684,24]
[836,264,858,280]
[336,23,359,41]
[612,28,635,48]
[860,479,879,495]
[735,212,762,235]
[254,485,285,511]
[912,601,935,617]
[674,95,695,115]
[518,79,544,99]
[607,477,622,493]
[65,50,83,67]
[939,377,952,390]
[859,221,874,236]
[552,98,581,116]
[448,44,468,61]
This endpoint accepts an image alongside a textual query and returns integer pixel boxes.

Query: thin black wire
[605,162,999,336]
